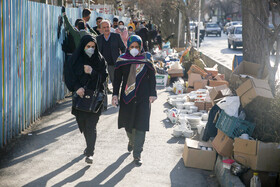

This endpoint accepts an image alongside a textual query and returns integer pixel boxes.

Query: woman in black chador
[68,35,107,164]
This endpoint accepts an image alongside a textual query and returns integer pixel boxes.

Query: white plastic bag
[217,96,240,117]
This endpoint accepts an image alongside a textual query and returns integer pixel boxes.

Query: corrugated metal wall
[0,0,130,148]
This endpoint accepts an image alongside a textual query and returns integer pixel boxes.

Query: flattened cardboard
[236,78,274,107]
[212,130,233,157]
[182,138,216,171]
[234,138,280,172]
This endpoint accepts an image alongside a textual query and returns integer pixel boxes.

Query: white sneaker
[85,156,93,164]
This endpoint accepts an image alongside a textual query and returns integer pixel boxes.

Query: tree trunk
[242,0,270,78]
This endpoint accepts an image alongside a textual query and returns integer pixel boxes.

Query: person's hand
[149,96,157,103]
[62,6,65,13]
[112,95,118,107]
[76,87,85,98]
[84,65,92,74]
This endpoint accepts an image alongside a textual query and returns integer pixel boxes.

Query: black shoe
[134,158,142,166]
[85,156,93,164]
[128,143,133,152]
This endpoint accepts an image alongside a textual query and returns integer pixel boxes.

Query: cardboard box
[204,67,218,77]
[188,73,202,86]
[188,65,208,78]
[208,80,229,87]
[195,102,205,111]
[233,138,280,172]
[209,85,232,102]
[214,74,225,81]
[182,138,217,170]
[169,73,184,78]
[205,102,213,111]
[155,74,168,87]
[236,78,274,107]
[186,87,194,93]
[194,80,206,90]
[230,61,268,89]
[212,130,234,157]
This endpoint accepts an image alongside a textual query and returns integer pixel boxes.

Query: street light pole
[196,0,201,50]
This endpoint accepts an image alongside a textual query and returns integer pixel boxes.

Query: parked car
[228,25,242,49]
[189,21,196,31]
[223,21,242,34]
[205,23,221,37]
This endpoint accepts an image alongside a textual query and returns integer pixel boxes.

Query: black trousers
[76,110,101,156]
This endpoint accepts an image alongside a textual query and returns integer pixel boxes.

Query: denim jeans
[126,129,146,159]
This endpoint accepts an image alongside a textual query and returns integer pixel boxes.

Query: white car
[228,25,242,49]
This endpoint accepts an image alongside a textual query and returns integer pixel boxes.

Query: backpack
[63,56,76,92]
[62,31,76,53]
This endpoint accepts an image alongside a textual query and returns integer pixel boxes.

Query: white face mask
[85,48,95,58]
[119,25,124,29]
[130,48,139,57]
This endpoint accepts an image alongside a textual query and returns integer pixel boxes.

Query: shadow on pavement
[102,106,119,115]
[220,48,242,54]
[0,118,77,169]
[22,155,84,187]
[76,153,134,187]
[52,165,90,187]
[170,158,218,187]
[167,137,185,144]
[161,119,174,129]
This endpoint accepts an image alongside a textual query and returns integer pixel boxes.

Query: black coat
[96,33,126,66]
[69,35,108,120]
[113,62,157,133]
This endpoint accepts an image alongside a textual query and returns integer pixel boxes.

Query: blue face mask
[85,48,95,57]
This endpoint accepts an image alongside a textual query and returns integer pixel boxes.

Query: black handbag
[72,75,105,113]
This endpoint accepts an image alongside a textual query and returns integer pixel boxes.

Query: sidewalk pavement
[0,88,219,187]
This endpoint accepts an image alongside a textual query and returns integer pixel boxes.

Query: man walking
[96,20,126,85]
[81,8,97,36]
[93,17,103,35]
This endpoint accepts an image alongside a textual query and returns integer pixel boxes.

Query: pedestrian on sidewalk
[81,8,98,36]
[115,21,129,47]
[69,35,108,164]
[112,35,157,166]
[96,20,126,86]
[93,17,103,35]
[128,19,136,31]
[136,21,149,52]
[128,26,135,37]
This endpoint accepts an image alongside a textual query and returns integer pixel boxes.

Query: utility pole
[196,0,201,50]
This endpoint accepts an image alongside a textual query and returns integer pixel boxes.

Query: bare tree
[242,0,280,94]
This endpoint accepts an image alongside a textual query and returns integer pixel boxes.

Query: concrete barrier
[195,49,233,81]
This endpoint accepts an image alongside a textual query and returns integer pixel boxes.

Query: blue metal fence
[0,0,129,148]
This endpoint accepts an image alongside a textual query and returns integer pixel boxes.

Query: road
[0,89,219,187]
[199,33,279,80]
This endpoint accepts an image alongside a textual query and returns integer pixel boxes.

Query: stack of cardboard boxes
[182,61,280,182]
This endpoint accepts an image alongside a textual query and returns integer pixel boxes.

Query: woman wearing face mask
[128,26,135,37]
[115,21,129,47]
[68,35,108,164]
[112,35,157,166]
